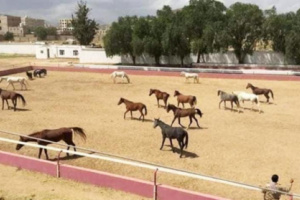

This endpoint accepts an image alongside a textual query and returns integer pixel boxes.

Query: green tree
[285,9,300,64]
[71,0,98,45]
[4,32,14,41]
[226,2,264,64]
[34,27,48,40]
[47,27,57,36]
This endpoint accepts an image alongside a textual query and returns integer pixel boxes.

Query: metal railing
[0,130,298,199]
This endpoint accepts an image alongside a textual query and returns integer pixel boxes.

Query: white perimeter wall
[0,43,36,55]
[80,48,121,64]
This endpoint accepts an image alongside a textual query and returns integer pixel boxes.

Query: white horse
[233,91,261,113]
[180,72,199,83]
[0,76,29,90]
[110,71,130,83]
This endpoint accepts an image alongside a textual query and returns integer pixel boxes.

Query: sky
[0,0,299,26]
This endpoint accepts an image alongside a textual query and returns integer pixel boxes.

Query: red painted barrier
[0,150,228,200]
[0,66,33,76]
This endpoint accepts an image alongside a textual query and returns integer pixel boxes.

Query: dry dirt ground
[0,164,149,200]
[0,68,299,200]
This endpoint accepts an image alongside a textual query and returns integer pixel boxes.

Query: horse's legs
[231,101,233,109]
[193,116,200,128]
[124,110,129,119]
[171,116,177,127]
[178,139,184,158]
[130,111,133,119]
[178,117,185,128]
[219,100,223,109]
[177,101,180,107]
[188,116,193,129]
[157,98,160,108]
[160,136,166,150]
[182,103,185,108]
[44,149,49,160]
[139,110,144,122]
[169,138,174,153]
[12,99,17,111]
[264,93,269,103]
[1,98,4,110]
[224,101,226,108]
[38,148,43,159]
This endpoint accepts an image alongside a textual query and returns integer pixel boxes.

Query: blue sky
[0,0,299,26]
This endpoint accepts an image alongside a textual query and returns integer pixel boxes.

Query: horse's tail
[184,131,189,149]
[16,93,26,106]
[269,89,274,100]
[143,105,147,116]
[193,96,197,106]
[70,127,86,141]
[195,108,203,118]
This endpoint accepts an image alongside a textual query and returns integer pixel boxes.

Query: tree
[285,9,300,64]
[71,0,98,45]
[226,2,264,64]
[34,27,48,40]
[4,32,14,41]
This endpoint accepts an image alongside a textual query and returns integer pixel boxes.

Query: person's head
[271,174,279,183]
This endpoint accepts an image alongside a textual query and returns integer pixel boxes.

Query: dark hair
[272,174,279,183]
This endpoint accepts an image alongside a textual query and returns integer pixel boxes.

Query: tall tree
[285,9,300,64]
[71,0,98,45]
[226,2,264,64]
[34,27,48,40]
[4,32,14,41]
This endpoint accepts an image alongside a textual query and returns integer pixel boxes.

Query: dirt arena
[0,70,299,200]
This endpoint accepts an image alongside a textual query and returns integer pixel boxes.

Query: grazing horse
[218,90,240,110]
[246,83,274,103]
[233,91,261,113]
[110,71,130,83]
[0,88,26,111]
[0,76,28,90]
[118,97,147,121]
[26,71,33,80]
[166,104,203,129]
[153,118,188,158]
[34,69,47,78]
[174,90,197,108]
[180,72,199,83]
[16,127,86,160]
[149,89,170,108]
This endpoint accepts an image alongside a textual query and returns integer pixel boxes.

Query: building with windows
[58,19,73,34]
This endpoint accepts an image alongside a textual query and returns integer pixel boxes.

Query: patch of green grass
[0,54,34,59]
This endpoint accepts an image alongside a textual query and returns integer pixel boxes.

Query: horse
[16,127,86,160]
[110,71,130,83]
[26,71,33,80]
[149,89,170,108]
[0,88,26,111]
[233,91,261,113]
[166,104,203,129]
[34,69,47,78]
[174,90,197,108]
[180,72,199,83]
[217,90,240,111]
[0,76,28,90]
[246,83,274,103]
[118,97,147,121]
[153,118,188,158]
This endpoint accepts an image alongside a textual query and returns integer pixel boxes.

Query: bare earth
[0,60,299,200]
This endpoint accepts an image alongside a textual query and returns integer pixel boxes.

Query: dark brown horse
[118,98,147,121]
[0,88,26,111]
[149,89,170,108]
[174,90,197,108]
[166,104,203,129]
[16,127,86,160]
[246,83,274,103]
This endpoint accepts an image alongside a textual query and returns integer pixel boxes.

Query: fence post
[56,150,63,178]
[153,168,158,200]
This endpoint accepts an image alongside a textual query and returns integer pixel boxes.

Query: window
[59,50,65,55]
[40,50,44,54]
[73,50,78,56]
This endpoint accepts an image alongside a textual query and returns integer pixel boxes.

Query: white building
[58,19,73,34]
[36,44,82,59]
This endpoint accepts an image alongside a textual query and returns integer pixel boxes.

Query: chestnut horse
[149,89,170,108]
[174,90,197,108]
[246,83,274,103]
[0,88,26,111]
[118,97,147,121]
[16,127,86,160]
[166,104,203,129]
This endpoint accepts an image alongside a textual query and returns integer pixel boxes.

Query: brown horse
[118,98,147,121]
[0,88,26,111]
[149,89,170,108]
[166,104,203,129]
[246,83,274,103]
[16,127,86,160]
[174,90,197,108]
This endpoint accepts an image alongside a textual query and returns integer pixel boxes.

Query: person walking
[262,174,294,200]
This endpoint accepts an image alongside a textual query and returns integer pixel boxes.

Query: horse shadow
[129,117,153,123]
[243,107,264,113]
[259,101,276,105]
[164,145,199,158]
[224,107,241,113]
[50,151,95,161]
[187,126,208,130]
[8,107,31,112]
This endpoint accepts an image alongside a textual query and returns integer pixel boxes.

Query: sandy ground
[0,164,149,200]
[0,69,299,200]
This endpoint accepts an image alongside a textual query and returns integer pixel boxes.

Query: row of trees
[103,0,300,65]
